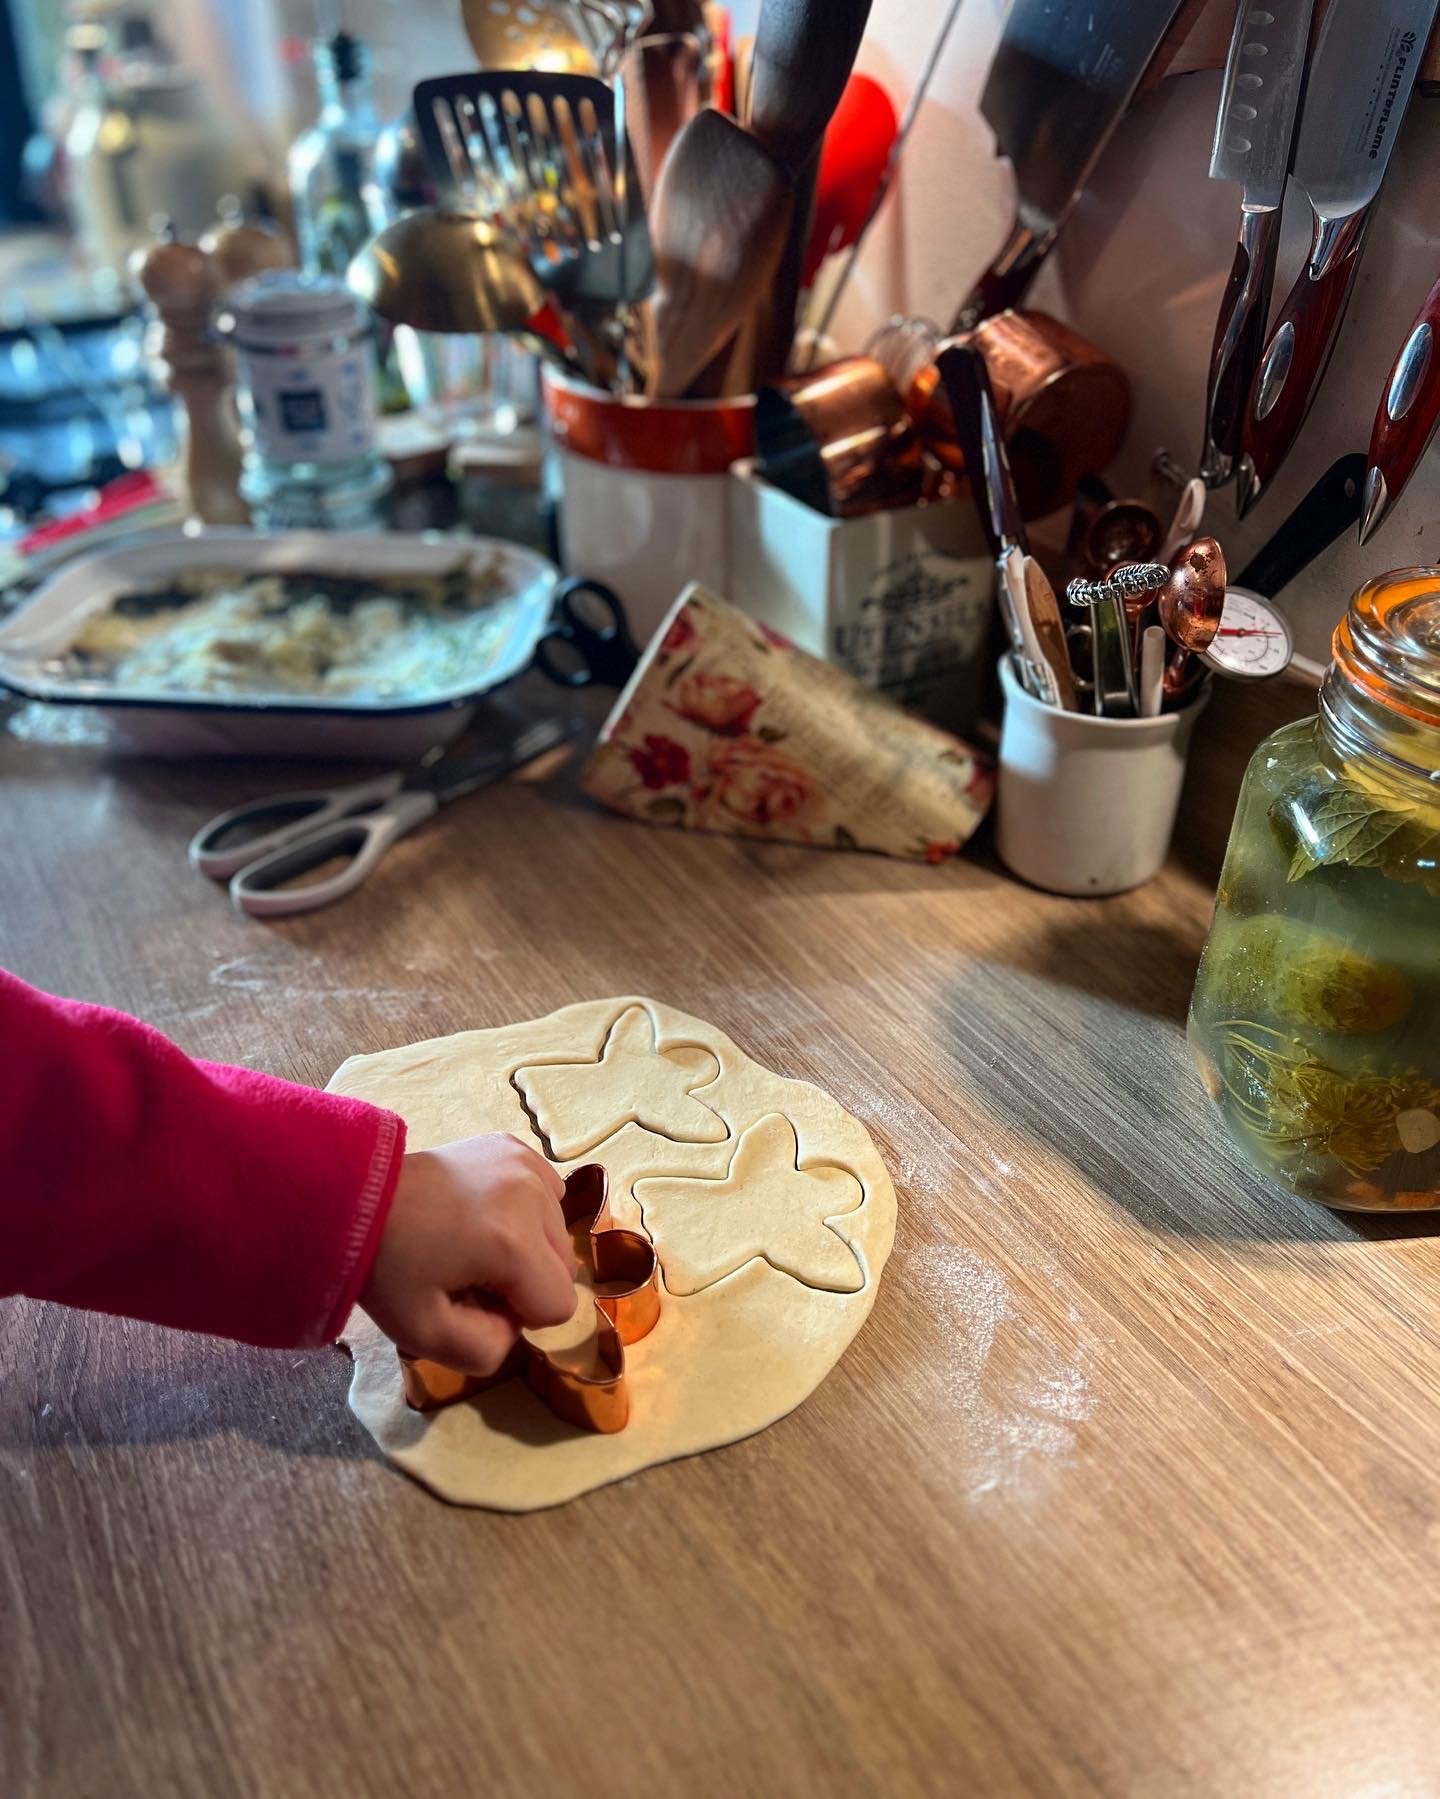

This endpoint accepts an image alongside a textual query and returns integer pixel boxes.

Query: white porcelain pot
[996,655,1207,896]
[543,369,754,647]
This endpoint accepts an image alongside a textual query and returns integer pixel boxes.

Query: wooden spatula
[647,107,794,398]
[624,30,705,204]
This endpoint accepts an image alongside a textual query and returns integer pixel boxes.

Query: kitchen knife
[937,343,1060,705]
[1235,1,1439,517]
[1359,271,1440,541]
[1234,452,1367,594]
[1199,0,1316,488]
[950,0,1191,334]
[935,341,1027,560]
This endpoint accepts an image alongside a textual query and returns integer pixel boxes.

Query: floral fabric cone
[582,584,994,862]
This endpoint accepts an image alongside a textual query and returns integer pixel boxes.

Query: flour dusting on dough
[906,1244,1094,1501]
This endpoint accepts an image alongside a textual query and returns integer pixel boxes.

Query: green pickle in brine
[1189,569,1440,1212]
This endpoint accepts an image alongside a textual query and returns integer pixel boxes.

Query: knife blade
[1359,271,1440,541]
[937,342,1065,705]
[950,0,1190,334]
[1199,0,1316,488]
[935,341,1028,560]
[1235,0,1439,517]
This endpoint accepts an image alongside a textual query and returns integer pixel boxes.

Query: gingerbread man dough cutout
[515,1003,726,1159]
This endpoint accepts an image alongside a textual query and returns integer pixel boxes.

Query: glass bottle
[286,31,386,281]
[1188,570,1440,1210]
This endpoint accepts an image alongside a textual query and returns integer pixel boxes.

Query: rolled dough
[330,997,896,1510]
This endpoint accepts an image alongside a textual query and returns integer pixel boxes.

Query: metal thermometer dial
[1201,587,1294,680]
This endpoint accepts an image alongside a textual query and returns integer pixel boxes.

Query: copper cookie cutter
[399,1164,661,1434]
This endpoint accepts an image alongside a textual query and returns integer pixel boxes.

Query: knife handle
[1362,272,1440,541]
[748,0,875,175]
[1236,207,1370,516]
[949,220,1047,334]
[1233,452,1366,597]
[936,341,1027,559]
[1201,207,1282,489]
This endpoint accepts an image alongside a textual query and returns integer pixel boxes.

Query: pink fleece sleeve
[0,967,405,1348]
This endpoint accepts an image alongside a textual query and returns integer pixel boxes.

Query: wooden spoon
[623,29,705,204]
[1022,556,1079,712]
[646,108,794,398]
[646,0,706,29]
[746,0,874,176]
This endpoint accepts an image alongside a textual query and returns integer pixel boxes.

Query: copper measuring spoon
[1158,536,1227,652]
[1082,499,1161,576]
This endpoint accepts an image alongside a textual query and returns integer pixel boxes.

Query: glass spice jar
[220,272,393,531]
[1188,570,1440,1210]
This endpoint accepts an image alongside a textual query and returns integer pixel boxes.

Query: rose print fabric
[582,585,994,862]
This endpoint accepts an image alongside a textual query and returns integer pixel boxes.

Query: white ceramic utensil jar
[995,656,1208,896]
[543,367,755,645]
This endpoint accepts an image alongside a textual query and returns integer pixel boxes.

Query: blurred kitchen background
[5,0,1440,665]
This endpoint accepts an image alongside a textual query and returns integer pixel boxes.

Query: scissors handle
[533,577,638,689]
[227,789,437,919]
[190,772,405,880]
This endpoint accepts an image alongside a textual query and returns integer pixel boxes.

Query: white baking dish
[0,528,562,758]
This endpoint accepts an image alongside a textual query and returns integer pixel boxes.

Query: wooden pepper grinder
[200,203,295,290]
[134,232,250,526]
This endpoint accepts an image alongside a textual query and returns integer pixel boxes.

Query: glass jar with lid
[219,271,392,531]
[1188,570,1440,1210]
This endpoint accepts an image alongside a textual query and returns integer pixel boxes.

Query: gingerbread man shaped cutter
[398,1163,661,1434]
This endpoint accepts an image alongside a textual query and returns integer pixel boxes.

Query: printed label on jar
[237,348,379,466]
[830,550,993,733]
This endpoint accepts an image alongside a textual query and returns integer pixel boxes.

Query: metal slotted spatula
[413,71,653,317]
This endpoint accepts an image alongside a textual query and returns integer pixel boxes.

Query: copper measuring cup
[754,354,924,517]
[873,309,1132,520]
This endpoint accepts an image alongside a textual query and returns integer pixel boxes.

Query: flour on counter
[907,1243,1094,1501]
[206,950,415,1012]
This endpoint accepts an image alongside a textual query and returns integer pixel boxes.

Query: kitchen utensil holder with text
[544,370,996,738]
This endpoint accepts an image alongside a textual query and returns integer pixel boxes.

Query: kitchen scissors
[189,716,579,918]
[530,576,638,688]
[189,576,636,918]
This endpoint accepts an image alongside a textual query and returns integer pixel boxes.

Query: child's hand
[362,1134,576,1375]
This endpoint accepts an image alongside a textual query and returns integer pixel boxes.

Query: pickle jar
[1188,570,1440,1210]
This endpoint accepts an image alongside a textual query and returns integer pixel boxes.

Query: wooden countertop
[4,674,1439,1797]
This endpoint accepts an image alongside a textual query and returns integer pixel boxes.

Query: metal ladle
[1082,498,1161,577]
[348,209,553,342]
